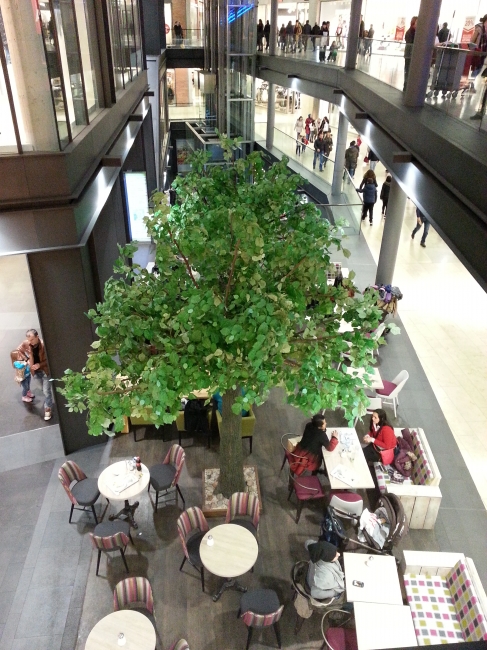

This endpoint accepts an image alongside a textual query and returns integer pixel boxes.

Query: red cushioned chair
[239,588,284,650]
[288,471,326,523]
[320,609,357,650]
[375,369,409,417]
[177,506,209,592]
[225,492,260,537]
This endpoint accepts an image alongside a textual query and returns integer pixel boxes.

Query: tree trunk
[218,386,245,497]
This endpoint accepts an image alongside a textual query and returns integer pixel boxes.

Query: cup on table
[118,632,126,646]
[365,555,374,567]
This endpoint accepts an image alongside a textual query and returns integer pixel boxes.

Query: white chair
[375,370,409,417]
[329,491,363,518]
[369,322,386,356]
[353,396,382,426]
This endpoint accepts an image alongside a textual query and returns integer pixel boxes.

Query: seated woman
[290,414,338,476]
[305,539,345,600]
[362,408,397,464]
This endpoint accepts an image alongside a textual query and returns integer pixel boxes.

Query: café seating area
[58,373,486,649]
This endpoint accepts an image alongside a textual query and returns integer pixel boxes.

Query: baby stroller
[321,493,408,558]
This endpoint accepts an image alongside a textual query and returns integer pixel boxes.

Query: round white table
[85,610,156,650]
[200,523,259,601]
[98,460,150,529]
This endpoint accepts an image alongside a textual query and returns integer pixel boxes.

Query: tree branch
[224,239,241,309]
[281,256,307,281]
[165,224,200,289]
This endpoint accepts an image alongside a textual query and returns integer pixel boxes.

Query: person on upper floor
[359,177,378,225]
[294,115,304,136]
[304,539,345,600]
[285,21,294,51]
[264,20,271,50]
[362,408,397,463]
[289,414,338,475]
[294,20,303,52]
[302,20,312,51]
[438,22,450,43]
[279,24,286,50]
[323,131,333,165]
[471,15,487,78]
[257,19,264,51]
[403,16,418,90]
[311,22,321,50]
[367,148,379,171]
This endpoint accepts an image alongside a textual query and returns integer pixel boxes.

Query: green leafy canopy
[58,136,387,436]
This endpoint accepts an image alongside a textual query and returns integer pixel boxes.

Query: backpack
[319,510,345,547]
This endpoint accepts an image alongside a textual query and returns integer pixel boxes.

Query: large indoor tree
[59,136,389,496]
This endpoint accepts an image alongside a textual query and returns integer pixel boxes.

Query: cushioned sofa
[403,551,487,645]
[374,428,442,529]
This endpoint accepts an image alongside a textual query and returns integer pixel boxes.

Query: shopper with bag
[362,409,397,464]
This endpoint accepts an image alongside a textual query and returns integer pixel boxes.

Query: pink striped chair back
[113,577,154,614]
[163,444,186,485]
[167,640,190,650]
[58,461,87,504]
[177,507,209,557]
[241,605,284,628]
[90,530,130,551]
[225,492,260,530]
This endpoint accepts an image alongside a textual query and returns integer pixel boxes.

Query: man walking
[302,20,312,51]
[344,140,359,179]
[20,329,54,420]
[411,208,430,247]
[313,132,326,171]
[403,16,417,91]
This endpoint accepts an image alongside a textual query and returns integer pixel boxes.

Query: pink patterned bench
[373,428,442,529]
[404,554,487,646]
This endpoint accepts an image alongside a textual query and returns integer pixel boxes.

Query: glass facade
[0,0,143,153]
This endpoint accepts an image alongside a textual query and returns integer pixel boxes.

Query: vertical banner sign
[394,17,406,41]
[460,16,475,44]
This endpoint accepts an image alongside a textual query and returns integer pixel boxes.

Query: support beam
[331,111,349,197]
[345,0,363,71]
[403,0,442,106]
[375,178,407,286]
[266,83,276,150]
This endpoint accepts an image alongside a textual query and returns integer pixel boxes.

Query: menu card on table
[111,473,140,495]
[330,464,357,487]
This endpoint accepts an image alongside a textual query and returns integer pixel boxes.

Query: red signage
[460,16,475,44]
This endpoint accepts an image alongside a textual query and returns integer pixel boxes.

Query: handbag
[376,447,395,465]
[364,156,369,163]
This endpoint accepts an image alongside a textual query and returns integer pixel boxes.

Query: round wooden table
[85,610,156,650]
[98,460,150,529]
[200,523,259,601]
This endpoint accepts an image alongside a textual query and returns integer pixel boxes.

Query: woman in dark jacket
[362,409,397,463]
[358,177,377,225]
[257,19,264,51]
[380,175,392,217]
[290,414,338,475]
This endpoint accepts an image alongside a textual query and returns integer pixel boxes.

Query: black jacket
[380,180,391,202]
[314,137,326,153]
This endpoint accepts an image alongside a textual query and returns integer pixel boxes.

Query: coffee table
[322,428,375,490]
[98,460,150,529]
[343,552,403,605]
[200,523,259,602]
[85,610,156,650]
[354,602,417,650]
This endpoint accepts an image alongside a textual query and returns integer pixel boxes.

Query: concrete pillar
[345,0,363,71]
[308,0,319,28]
[312,97,320,117]
[269,0,278,55]
[266,83,275,149]
[403,0,442,106]
[375,178,407,286]
[331,111,349,197]
[0,0,58,150]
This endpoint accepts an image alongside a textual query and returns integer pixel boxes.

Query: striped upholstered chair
[177,507,209,592]
[238,589,284,650]
[225,492,260,538]
[167,640,190,650]
[90,520,132,576]
[148,444,186,512]
[113,577,154,615]
[58,460,101,524]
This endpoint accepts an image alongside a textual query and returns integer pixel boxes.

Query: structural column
[375,178,407,286]
[331,111,349,198]
[265,0,278,149]
[269,0,278,55]
[403,0,442,107]
[345,0,363,70]
[308,0,319,29]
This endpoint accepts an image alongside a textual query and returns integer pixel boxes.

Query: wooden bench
[375,428,442,530]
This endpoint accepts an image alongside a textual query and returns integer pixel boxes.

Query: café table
[98,460,150,529]
[345,365,384,390]
[200,523,259,602]
[353,602,417,650]
[322,428,375,490]
[343,552,403,605]
[85,609,156,650]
